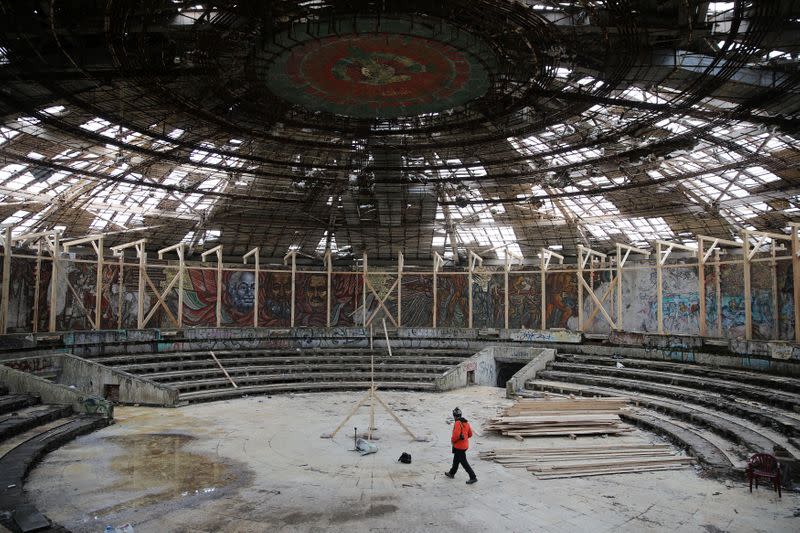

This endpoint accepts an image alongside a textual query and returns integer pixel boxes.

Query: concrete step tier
[0,405,74,442]
[146,363,451,383]
[528,379,797,460]
[555,353,800,394]
[525,380,741,477]
[174,371,440,394]
[0,396,40,417]
[547,361,800,412]
[178,380,436,403]
[620,410,738,478]
[88,348,470,367]
[115,354,463,374]
[0,415,111,533]
[535,369,800,438]
[81,348,472,403]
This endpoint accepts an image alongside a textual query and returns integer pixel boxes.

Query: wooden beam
[792,223,800,343]
[324,250,332,327]
[117,254,124,330]
[362,252,367,327]
[202,246,223,328]
[1,227,12,334]
[579,275,616,329]
[243,248,259,329]
[585,274,617,328]
[714,249,722,337]
[172,245,186,328]
[432,252,443,328]
[365,277,400,327]
[771,243,779,340]
[397,252,404,327]
[32,241,41,333]
[743,231,752,341]
[49,232,60,332]
[95,238,103,330]
[137,245,146,329]
[615,243,649,332]
[698,238,706,337]
[577,247,584,332]
[539,250,563,331]
[656,242,664,335]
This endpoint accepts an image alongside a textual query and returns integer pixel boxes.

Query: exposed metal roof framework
[0,0,798,263]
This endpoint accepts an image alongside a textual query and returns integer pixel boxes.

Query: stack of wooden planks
[480,444,694,479]
[485,397,631,438]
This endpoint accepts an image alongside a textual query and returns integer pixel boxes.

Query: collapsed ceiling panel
[0,0,797,262]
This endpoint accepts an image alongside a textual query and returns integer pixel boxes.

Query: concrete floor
[25,387,799,533]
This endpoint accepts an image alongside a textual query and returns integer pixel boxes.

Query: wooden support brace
[202,245,224,328]
[243,248,259,328]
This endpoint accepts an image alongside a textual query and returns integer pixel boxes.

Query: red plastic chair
[746,453,781,498]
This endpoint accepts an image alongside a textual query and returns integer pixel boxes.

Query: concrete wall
[434,347,496,391]
[1,353,178,406]
[58,355,178,406]
[434,345,553,392]
[0,364,102,415]
[504,348,556,398]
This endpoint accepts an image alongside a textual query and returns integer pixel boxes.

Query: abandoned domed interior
[0,1,799,532]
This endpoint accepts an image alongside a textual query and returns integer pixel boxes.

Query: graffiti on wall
[619,267,656,333]
[777,262,794,340]
[749,264,773,340]
[660,266,700,335]
[720,264,745,337]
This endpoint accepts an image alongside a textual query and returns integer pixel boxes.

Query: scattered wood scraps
[480,444,694,479]
[485,397,631,438]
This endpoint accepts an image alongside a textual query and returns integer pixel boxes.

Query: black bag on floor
[398,452,412,464]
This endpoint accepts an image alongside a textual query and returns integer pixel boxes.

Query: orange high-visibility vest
[451,419,473,450]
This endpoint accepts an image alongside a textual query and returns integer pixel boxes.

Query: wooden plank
[793,225,800,343]
[698,238,706,336]
[210,351,238,388]
[1,227,11,334]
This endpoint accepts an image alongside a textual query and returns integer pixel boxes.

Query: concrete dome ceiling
[0,0,798,262]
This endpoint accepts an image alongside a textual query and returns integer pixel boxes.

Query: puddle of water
[92,433,237,516]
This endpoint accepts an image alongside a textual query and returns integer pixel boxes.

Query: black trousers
[449,448,476,479]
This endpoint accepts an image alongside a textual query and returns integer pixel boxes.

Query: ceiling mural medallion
[262,17,497,118]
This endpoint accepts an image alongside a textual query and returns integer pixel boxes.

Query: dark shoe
[466,478,477,484]
[444,472,454,479]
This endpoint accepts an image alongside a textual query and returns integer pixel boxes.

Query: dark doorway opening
[466,370,475,385]
[496,362,525,388]
[103,384,120,402]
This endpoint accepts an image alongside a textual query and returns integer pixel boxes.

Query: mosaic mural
[263,17,495,118]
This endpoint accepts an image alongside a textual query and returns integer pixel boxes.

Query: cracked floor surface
[25,387,800,532]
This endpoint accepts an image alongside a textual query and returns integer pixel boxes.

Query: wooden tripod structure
[321,319,424,442]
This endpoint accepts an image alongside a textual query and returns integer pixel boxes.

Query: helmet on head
[452,407,462,419]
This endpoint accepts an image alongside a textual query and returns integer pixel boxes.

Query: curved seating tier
[527,352,800,478]
[86,348,473,403]
[0,386,110,532]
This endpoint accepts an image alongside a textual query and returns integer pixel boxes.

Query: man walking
[445,407,477,484]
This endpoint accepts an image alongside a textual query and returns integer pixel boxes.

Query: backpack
[398,452,412,464]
